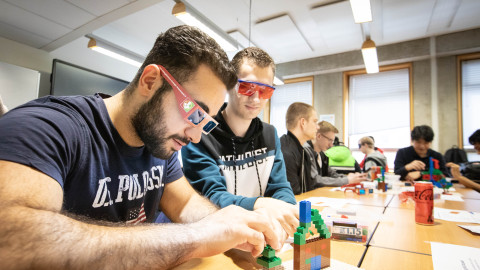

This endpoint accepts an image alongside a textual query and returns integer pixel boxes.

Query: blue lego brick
[300,200,312,223]
[359,189,365,195]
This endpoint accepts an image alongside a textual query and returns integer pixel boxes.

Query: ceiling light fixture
[172,1,239,52]
[87,35,144,67]
[349,0,373,23]
[361,39,379,74]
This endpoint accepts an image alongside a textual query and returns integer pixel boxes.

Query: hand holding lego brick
[347,172,367,184]
[406,171,422,182]
[254,197,299,237]
[406,160,426,171]
[190,205,281,258]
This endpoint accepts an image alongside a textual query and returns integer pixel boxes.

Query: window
[458,53,480,151]
[344,64,413,170]
[269,77,313,136]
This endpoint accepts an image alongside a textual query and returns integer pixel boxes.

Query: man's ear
[138,64,163,98]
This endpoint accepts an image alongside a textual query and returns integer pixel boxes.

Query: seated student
[182,47,298,236]
[0,26,282,268]
[280,102,318,194]
[304,121,366,186]
[394,125,448,181]
[447,129,480,192]
[359,136,388,171]
[358,136,388,172]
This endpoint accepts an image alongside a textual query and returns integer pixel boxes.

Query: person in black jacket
[280,102,318,194]
[394,125,448,181]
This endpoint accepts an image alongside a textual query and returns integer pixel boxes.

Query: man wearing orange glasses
[0,26,282,269]
[182,47,299,238]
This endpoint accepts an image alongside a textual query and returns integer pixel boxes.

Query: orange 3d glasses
[157,65,218,135]
[235,80,275,99]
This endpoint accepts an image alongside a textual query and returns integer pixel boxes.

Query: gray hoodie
[364,150,388,171]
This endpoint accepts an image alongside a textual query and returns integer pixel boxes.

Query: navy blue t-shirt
[0,94,183,223]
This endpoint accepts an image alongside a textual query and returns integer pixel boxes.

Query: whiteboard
[0,61,39,110]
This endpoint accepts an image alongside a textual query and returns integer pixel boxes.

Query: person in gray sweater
[358,136,388,172]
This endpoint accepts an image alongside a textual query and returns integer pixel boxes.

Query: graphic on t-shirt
[182,99,194,113]
[92,165,165,209]
[126,202,146,225]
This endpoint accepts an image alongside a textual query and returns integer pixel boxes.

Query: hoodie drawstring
[231,137,262,196]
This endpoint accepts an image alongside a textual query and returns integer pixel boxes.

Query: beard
[132,85,190,160]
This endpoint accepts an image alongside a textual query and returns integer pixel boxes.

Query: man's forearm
[0,204,203,269]
[177,193,219,223]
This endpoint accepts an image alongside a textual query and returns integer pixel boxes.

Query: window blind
[348,68,410,148]
[462,58,480,149]
[270,80,313,136]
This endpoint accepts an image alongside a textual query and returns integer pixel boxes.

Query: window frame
[456,52,480,149]
[342,62,414,149]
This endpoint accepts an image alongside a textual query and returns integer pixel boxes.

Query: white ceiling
[1,0,480,81]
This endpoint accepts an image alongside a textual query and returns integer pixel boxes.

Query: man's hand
[192,205,281,258]
[446,162,462,179]
[406,160,426,171]
[254,198,299,237]
[405,171,421,182]
[347,172,367,184]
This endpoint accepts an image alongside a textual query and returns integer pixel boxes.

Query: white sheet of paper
[303,197,361,208]
[458,225,480,234]
[431,242,480,270]
[440,194,464,201]
[434,207,480,224]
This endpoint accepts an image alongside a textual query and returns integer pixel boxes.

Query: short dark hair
[286,102,314,130]
[231,47,275,76]
[411,125,434,142]
[469,129,480,145]
[126,25,237,94]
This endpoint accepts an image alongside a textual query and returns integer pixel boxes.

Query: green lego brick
[362,228,368,236]
[294,232,306,245]
[297,226,308,234]
[261,245,276,258]
[257,256,282,268]
[306,258,311,264]
[300,222,311,228]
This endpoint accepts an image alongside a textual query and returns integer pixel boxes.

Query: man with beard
[0,26,282,269]
[182,47,298,238]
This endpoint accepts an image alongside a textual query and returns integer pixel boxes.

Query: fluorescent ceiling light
[173,1,239,52]
[274,76,284,85]
[349,0,372,23]
[361,39,379,74]
[87,35,143,67]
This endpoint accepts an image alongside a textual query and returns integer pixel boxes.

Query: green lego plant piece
[257,256,282,268]
[261,245,276,258]
[294,232,306,245]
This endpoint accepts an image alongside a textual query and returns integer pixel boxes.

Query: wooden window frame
[456,52,480,148]
[342,63,413,148]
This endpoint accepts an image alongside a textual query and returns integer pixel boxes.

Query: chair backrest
[444,146,468,164]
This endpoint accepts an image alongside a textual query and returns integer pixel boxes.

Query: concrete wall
[0,37,53,97]
[277,28,480,153]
